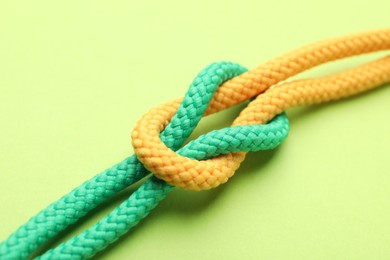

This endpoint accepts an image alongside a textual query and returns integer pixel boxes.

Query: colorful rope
[134,28,390,190]
[0,28,389,259]
[133,56,390,190]
[0,62,289,259]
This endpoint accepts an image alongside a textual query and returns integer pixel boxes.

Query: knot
[2,28,390,260]
[132,62,290,190]
[132,55,390,190]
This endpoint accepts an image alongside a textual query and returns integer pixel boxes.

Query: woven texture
[0,62,289,259]
[133,29,390,190]
[1,28,390,260]
[38,116,289,260]
[205,28,390,114]
[39,56,390,259]
[233,56,390,126]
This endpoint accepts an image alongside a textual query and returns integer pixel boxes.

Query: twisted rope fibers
[134,55,390,190]
[0,62,290,259]
[1,28,390,259]
[40,56,390,259]
[133,29,390,190]
[39,119,289,260]
[204,28,390,114]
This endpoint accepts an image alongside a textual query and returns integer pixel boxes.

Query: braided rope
[233,56,390,126]
[0,28,389,259]
[42,56,390,259]
[0,62,289,259]
[206,28,390,114]
[134,57,390,191]
[38,116,289,260]
[133,29,390,190]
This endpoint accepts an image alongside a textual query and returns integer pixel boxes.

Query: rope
[205,28,390,114]
[0,28,389,259]
[134,55,390,189]
[41,56,390,259]
[133,29,390,190]
[0,62,289,259]
[39,56,390,260]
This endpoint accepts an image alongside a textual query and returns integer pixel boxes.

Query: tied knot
[132,62,290,190]
[3,29,390,260]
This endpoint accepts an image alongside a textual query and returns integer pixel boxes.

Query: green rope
[0,62,290,259]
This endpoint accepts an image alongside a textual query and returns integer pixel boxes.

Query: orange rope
[132,28,390,190]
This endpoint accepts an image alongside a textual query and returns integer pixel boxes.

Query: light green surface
[0,1,389,259]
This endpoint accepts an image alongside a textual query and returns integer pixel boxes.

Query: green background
[0,1,389,259]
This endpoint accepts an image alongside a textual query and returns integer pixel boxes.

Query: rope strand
[0,28,389,260]
[133,29,390,190]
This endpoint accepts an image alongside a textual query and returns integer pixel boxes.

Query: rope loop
[133,29,390,190]
[132,62,290,190]
[1,28,389,259]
